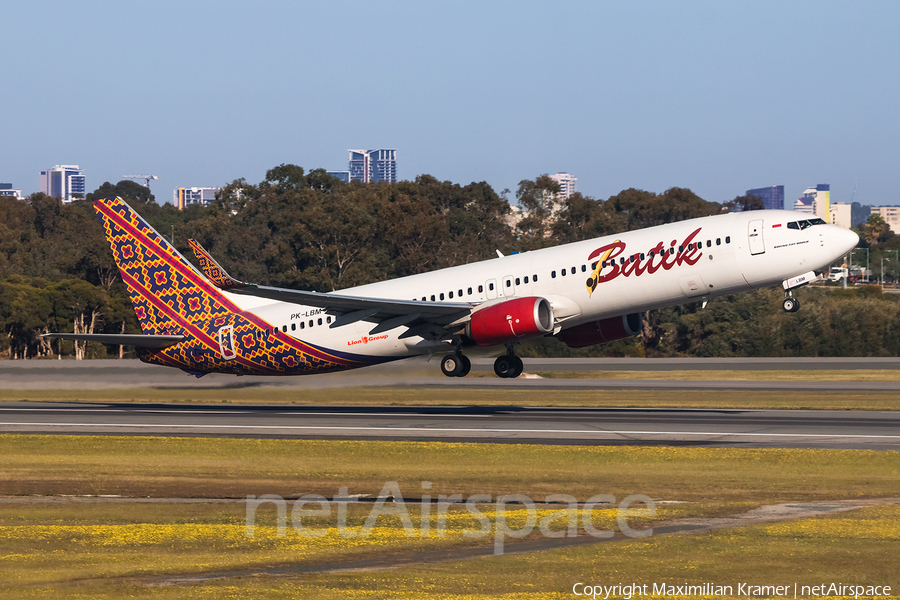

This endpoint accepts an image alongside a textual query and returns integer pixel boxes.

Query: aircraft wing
[42,333,185,349]
[188,239,474,336]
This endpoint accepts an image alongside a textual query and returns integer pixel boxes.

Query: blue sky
[3,1,899,207]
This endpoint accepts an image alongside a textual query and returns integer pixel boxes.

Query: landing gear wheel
[511,356,524,378]
[782,297,800,313]
[441,354,463,377]
[458,354,472,377]
[494,355,522,378]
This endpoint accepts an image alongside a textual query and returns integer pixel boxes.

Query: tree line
[1,165,896,359]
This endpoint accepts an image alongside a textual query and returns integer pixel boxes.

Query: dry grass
[1,436,899,598]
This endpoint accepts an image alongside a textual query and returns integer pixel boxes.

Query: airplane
[45,197,859,378]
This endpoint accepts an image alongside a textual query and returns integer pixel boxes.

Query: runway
[2,402,899,450]
[2,357,899,391]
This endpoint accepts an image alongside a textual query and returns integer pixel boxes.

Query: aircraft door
[217,325,236,360]
[501,275,515,297]
[485,278,498,299]
[748,219,765,255]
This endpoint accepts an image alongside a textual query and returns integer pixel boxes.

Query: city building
[793,197,816,215]
[830,202,852,229]
[745,185,784,211]
[39,165,86,203]
[326,171,351,182]
[348,149,396,183]
[548,172,577,200]
[870,206,900,233]
[796,184,830,221]
[173,187,220,210]
[0,183,24,200]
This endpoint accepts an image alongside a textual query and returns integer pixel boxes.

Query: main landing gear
[493,345,524,379]
[439,345,524,378]
[782,292,801,313]
[440,352,471,377]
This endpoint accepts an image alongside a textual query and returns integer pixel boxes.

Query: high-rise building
[39,165,85,203]
[548,172,577,199]
[745,185,784,211]
[870,206,900,233]
[829,202,852,229]
[326,171,350,182]
[0,183,24,200]
[348,149,396,183]
[798,184,830,221]
[174,187,220,210]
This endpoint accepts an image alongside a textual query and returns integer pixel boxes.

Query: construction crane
[124,175,159,189]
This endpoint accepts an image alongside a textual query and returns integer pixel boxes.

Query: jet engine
[466,296,554,346]
[556,313,642,348]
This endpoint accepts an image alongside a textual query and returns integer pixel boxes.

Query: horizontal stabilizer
[42,333,185,349]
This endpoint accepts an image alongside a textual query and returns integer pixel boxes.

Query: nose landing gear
[783,292,800,313]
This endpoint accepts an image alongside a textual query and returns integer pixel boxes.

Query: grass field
[1,435,900,597]
[3,387,900,411]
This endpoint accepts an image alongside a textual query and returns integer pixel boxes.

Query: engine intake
[556,313,642,348]
[466,296,554,346]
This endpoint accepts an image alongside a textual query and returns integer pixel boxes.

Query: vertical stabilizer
[93,197,230,335]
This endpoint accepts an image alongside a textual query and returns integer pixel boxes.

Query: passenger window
[524,276,529,284]
[716,238,721,245]
[678,246,683,252]
[706,240,712,247]
[506,280,511,287]
[561,269,566,276]
[449,291,454,298]
[640,253,645,260]
[291,323,296,331]
[552,271,556,278]
[430,295,435,301]
[649,251,654,258]
[327,316,332,324]
[282,325,287,332]
[309,320,313,327]
[725,236,731,243]
[421,296,426,301]
[591,262,597,270]
[468,287,473,295]
[581,265,586,272]
[533,274,538,282]
[489,283,494,290]
[440,293,445,300]
[300,322,305,329]
[571,267,576,274]
[317,318,323,326]
[478,285,484,293]
[515,277,520,285]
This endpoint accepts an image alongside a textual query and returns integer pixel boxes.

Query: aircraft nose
[831,226,859,255]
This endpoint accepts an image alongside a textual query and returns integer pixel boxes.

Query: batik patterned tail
[92,196,367,375]
[93,197,231,335]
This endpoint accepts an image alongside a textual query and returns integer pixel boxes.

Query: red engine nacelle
[555,313,642,348]
[466,296,554,346]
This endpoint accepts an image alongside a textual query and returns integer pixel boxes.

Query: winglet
[188,239,252,290]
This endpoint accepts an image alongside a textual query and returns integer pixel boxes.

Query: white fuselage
[225,210,858,359]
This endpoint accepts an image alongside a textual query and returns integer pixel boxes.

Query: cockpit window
[787,218,826,230]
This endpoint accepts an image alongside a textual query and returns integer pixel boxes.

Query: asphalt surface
[2,402,899,449]
[3,356,900,390]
